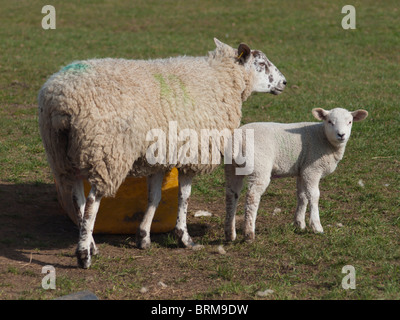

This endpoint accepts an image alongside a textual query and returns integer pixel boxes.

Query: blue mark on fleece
[61,62,90,73]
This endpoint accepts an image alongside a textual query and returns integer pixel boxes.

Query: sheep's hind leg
[72,180,98,256]
[174,172,198,248]
[136,171,164,249]
[224,164,244,242]
[76,187,102,269]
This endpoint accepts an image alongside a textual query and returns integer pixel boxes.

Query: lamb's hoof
[294,220,306,231]
[136,229,151,250]
[244,231,255,243]
[224,231,236,242]
[76,249,91,269]
[311,222,324,234]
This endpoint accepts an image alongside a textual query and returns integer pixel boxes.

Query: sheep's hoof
[136,229,151,249]
[174,228,196,248]
[76,249,91,269]
[136,239,151,250]
[90,242,99,256]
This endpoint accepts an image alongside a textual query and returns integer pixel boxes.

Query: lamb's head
[213,38,286,95]
[312,107,368,147]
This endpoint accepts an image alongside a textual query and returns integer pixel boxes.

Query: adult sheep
[38,38,287,268]
[225,107,368,242]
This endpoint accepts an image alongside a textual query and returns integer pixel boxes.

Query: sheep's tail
[38,86,75,189]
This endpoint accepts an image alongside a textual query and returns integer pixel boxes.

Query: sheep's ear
[312,108,329,121]
[237,43,251,64]
[214,38,226,48]
[351,109,368,122]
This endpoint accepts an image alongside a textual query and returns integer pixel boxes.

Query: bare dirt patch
[0,181,250,300]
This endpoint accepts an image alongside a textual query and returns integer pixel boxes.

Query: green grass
[0,0,399,300]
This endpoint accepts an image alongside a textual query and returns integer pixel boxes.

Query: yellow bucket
[55,168,179,234]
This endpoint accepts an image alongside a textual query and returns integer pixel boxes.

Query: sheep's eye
[328,120,333,124]
[259,62,266,67]
[348,121,352,125]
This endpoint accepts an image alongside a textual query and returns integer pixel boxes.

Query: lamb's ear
[312,108,329,121]
[351,109,368,122]
[237,43,251,64]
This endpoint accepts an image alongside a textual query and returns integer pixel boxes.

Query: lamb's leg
[294,176,308,231]
[224,164,244,242]
[76,187,102,269]
[304,176,323,233]
[243,173,270,242]
[136,171,164,249]
[72,179,98,255]
[174,172,196,248]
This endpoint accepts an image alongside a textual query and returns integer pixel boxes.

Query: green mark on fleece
[154,73,171,97]
[62,62,90,72]
[153,73,194,106]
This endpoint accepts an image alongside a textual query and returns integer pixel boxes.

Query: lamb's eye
[259,62,266,67]
[348,121,352,125]
[328,120,333,125]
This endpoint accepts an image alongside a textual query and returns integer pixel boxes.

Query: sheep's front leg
[76,187,102,269]
[224,164,244,242]
[294,176,308,230]
[136,171,164,249]
[304,176,323,233]
[174,172,196,248]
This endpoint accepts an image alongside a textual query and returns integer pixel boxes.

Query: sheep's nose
[338,133,345,139]
[283,80,287,85]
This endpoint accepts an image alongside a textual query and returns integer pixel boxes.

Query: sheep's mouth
[270,88,283,95]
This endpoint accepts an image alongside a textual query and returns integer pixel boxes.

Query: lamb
[224,107,368,242]
[38,38,287,268]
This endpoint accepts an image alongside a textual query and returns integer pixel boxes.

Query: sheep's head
[312,108,368,147]
[213,38,287,95]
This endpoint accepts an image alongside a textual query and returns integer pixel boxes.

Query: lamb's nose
[283,80,287,85]
[338,133,345,139]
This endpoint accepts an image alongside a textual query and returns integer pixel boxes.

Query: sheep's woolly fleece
[38,45,253,197]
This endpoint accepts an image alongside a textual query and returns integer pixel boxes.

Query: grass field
[0,0,399,300]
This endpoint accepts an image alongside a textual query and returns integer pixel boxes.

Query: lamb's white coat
[225,108,368,241]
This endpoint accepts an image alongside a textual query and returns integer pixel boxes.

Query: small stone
[272,208,281,216]
[194,210,212,217]
[140,287,148,294]
[358,179,365,188]
[158,281,167,288]
[336,223,344,228]
[192,244,204,251]
[217,245,226,255]
[257,289,274,297]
